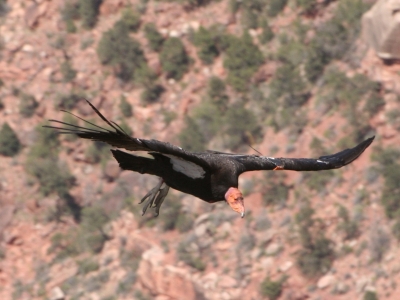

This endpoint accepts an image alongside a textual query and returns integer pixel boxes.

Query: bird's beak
[225,187,245,218]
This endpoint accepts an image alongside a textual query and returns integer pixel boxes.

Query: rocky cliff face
[0,0,400,299]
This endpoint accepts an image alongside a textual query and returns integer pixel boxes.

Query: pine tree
[0,122,21,157]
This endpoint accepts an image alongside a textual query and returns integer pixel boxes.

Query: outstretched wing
[44,100,210,168]
[233,137,375,174]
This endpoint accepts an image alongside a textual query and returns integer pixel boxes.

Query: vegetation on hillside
[25,124,80,220]
[0,122,21,157]
[160,37,190,80]
[295,203,335,277]
[97,21,146,82]
[61,0,102,30]
[223,32,264,92]
[1,1,396,298]
[144,23,164,51]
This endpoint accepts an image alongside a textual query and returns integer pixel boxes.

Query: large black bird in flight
[46,101,374,217]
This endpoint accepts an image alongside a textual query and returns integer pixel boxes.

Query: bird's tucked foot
[139,178,170,217]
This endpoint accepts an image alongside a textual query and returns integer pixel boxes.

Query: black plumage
[45,100,374,217]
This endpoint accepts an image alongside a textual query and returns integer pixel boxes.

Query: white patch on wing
[317,159,329,164]
[164,154,205,179]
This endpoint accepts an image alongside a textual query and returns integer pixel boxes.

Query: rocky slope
[0,0,400,299]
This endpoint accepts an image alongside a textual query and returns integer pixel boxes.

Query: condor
[45,101,374,218]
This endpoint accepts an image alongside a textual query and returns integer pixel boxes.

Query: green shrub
[54,91,83,110]
[316,69,376,132]
[26,157,75,197]
[363,291,378,300]
[228,0,240,14]
[275,37,305,66]
[117,7,141,32]
[62,114,79,142]
[192,26,222,64]
[136,63,157,86]
[29,123,60,159]
[160,37,190,80]
[262,173,290,207]
[392,219,400,241]
[85,141,110,165]
[144,23,164,51]
[368,225,390,262]
[159,200,194,233]
[309,137,326,157]
[161,109,177,126]
[119,248,142,272]
[259,18,274,44]
[119,95,133,117]
[380,166,400,219]
[260,276,283,300]
[81,36,94,50]
[79,0,102,29]
[223,33,263,91]
[304,40,330,83]
[0,0,8,15]
[315,18,351,60]
[270,63,307,105]
[0,122,21,157]
[19,93,38,118]
[304,170,334,193]
[61,1,79,33]
[237,233,256,252]
[97,22,145,81]
[192,101,223,141]
[297,235,334,277]
[135,64,165,104]
[296,204,335,277]
[371,147,400,218]
[118,119,133,136]
[117,269,138,295]
[175,213,194,233]
[336,0,371,26]
[78,258,100,274]
[180,0,217,7]
[79,206,110,253]
[49,34,66,50]
[65,18,77,33]
[26,124,77,205]
[254,212,271,231]
[179,116,206,151]
[86,270,110,292]
[60,60,77,82]
[61,1,80,21]
[364,91,385,117]
[141,84,165,104]
[177,240,206,271]
[241,7,258,29]
[296,0,316,14]
[268,0,288,17]
[337,205,359,240]
[223,102,262,150]
[207,77,228,112]
[304,0,370,82]
[12,280,27,300]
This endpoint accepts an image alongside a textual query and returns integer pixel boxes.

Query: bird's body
[46,100,375,217]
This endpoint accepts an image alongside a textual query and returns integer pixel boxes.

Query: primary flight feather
[45,100,374,217]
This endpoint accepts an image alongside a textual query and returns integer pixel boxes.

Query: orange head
[225,187,245,218]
